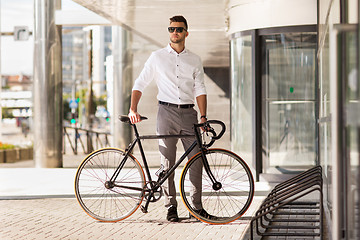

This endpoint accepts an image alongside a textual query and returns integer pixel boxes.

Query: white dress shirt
[132,44,207,105]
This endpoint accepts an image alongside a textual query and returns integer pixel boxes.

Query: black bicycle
[74,116,254,225]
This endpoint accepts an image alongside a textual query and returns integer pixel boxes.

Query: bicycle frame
[109,119,225,212]
[110,124,199,185]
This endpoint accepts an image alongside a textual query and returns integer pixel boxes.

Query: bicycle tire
[75,148,145,222]
[180,148,254,224]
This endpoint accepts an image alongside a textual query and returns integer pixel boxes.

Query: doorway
[261,31,318,173]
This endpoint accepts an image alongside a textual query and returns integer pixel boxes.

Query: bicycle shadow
[119,216,198,225]
[118,216,252,225]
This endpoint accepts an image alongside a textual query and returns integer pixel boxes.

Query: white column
[111,26,132,148]
[33,0,62,167]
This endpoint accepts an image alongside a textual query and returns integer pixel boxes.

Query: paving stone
[0,198,263,240]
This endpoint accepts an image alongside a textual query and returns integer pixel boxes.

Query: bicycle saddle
[119,115,148,123]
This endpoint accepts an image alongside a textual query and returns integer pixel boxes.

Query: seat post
[132,122,153,186]
[132,123,141,140]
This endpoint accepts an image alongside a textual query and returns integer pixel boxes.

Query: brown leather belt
[159,101,194,109]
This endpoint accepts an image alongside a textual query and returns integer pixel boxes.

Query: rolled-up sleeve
[193,59,207,97]
[132,53,156,93]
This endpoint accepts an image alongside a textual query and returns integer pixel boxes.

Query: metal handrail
[63,126,110,154]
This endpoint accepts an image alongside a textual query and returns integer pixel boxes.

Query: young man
[128,15,208,222]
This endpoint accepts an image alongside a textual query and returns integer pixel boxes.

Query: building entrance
[261,32,317,173]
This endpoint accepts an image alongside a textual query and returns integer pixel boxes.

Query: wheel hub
[105,181,115,189]
[212,182,222,191]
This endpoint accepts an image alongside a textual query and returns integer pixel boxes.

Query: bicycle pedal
[140,206,148,213]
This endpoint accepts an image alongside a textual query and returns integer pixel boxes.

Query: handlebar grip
[195,120,226,141]
[206,120,226,140]
[204,129,217,148]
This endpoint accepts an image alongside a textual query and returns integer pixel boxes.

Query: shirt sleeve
[132,53,156,93]
[193,58,207,97]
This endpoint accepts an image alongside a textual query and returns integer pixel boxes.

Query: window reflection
[262,32,317,173]
[230,35,253,164]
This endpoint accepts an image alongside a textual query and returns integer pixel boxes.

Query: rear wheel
[180,149,254,224]
[75,148,145,222]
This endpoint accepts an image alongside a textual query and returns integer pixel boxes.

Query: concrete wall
[227,0,317,34]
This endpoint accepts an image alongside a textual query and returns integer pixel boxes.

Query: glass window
[345,31,359,240]
[62,27,89,94]
[230,35,253,165]
[261,32,317,173]
[318,9,333,222]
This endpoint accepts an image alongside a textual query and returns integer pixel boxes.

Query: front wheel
[180,149,254,224]
[75,148,145,222]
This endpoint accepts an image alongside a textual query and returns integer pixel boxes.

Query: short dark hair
[169,15,188,30]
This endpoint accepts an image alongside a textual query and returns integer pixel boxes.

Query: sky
[1,0,88,75]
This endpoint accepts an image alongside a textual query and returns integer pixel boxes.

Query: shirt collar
[166,43,188,54]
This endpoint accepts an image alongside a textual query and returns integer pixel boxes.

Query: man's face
[169,22,188,44]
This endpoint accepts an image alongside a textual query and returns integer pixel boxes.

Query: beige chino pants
[157,104,203,210]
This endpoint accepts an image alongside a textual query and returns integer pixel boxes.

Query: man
[128,15,207,222]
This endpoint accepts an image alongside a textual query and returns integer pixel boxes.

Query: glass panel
[318,21,332,214]
[230,35,253,164]
[62,27,89,94]
[345,31,360,240]
[267,102,315,165]
[262,32,317,173]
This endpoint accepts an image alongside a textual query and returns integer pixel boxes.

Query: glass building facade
[318,0,360,238]
[230,26,318,179]
[230,1,360,238]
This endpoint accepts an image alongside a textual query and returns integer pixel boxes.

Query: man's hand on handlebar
[199,116,209,132]
[196,120,226,142]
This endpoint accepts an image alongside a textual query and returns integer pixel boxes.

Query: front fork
[200,149,222,191]
[195,127,222,191]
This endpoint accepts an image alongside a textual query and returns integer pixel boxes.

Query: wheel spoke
[180,149,254,224]
[75,148,145,222]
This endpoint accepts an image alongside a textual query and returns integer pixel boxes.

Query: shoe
[190,209,218,220]
[167,206,179,222]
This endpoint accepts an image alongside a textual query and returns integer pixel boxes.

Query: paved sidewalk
[0,197,266,240]
[0,167,269,240]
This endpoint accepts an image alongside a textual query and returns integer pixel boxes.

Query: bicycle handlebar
[119,115,226,146]
[194,120,226,147]
[206,120,226,140]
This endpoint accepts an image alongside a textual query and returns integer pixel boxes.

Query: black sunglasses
[168,27,187,33]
